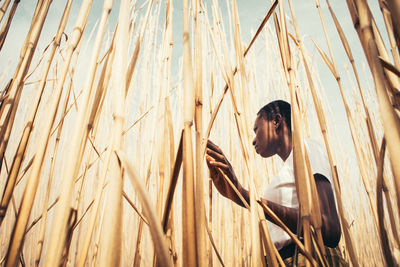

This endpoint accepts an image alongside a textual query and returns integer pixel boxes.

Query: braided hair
[257,100,291,131]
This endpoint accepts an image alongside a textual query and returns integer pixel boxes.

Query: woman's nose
[252,138,256,146]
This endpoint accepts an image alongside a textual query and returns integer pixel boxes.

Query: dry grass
[0,0,399,266]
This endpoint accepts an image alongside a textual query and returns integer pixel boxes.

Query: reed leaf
[377,0,400,72]
[117,151,173,267]
[162,131,183,232]
[376,138,396,266]
[312,40,337,79]
[125,0,154,94]
[379,56,400,78]
[385,0,400,50]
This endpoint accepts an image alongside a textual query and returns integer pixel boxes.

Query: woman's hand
[206,140,243,203]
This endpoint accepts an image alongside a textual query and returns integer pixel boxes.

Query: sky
[0,3,392,263]
[0,0,387,180]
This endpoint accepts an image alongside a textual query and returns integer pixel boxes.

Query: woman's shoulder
[304,138,333,183]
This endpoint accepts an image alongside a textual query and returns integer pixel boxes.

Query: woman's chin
[260,150,272,158]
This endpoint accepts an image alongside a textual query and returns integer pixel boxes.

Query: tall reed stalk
[0,0,72,228]
[42,0,102,265]
[76,27,117,267]
[182,0,197,265]
[0,0,50,175]
[193,0,207,266]
[0,0,12,24]
[97,1,128,265]
[326,0,399,253]
[349,0,400,225]
[287,1,359,265]
[0,0,19,51]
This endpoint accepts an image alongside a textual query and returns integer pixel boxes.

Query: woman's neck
[277,128,292,161]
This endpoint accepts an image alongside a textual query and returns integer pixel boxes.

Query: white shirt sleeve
[304,139,333,184]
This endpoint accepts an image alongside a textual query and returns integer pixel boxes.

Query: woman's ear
[274,114,282,130]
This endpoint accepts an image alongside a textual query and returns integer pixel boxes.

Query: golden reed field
[0,0,399,266]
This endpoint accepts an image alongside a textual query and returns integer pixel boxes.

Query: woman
[206,100,348,266]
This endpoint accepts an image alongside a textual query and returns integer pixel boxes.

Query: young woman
[206,100,347,266]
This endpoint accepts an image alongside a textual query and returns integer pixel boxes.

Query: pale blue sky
[0,3,389,261]
[0,0,387,180]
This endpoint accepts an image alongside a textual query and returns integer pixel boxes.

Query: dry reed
[0,1,399,266]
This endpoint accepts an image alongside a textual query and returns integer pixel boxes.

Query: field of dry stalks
[0,0,399,266]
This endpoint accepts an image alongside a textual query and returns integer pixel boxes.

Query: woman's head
[257,100,291,132]
[253,100,292,159]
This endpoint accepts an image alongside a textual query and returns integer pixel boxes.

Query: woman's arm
[313,173,341,247]
[242,174,341,247]
[206,140,341,247]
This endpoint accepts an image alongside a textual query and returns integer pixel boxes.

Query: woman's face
[252,115,278,158]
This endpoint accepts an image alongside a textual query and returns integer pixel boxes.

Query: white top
[262,139,334,250]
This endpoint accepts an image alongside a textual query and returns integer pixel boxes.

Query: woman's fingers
[206,155,229,174]
[206,156,218,175]
[207,140,224,154]
[206,148,225,162]
[207,160,229,173]
[206,141,237,195]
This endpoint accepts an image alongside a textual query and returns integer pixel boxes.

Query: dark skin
[206,113,341,248]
